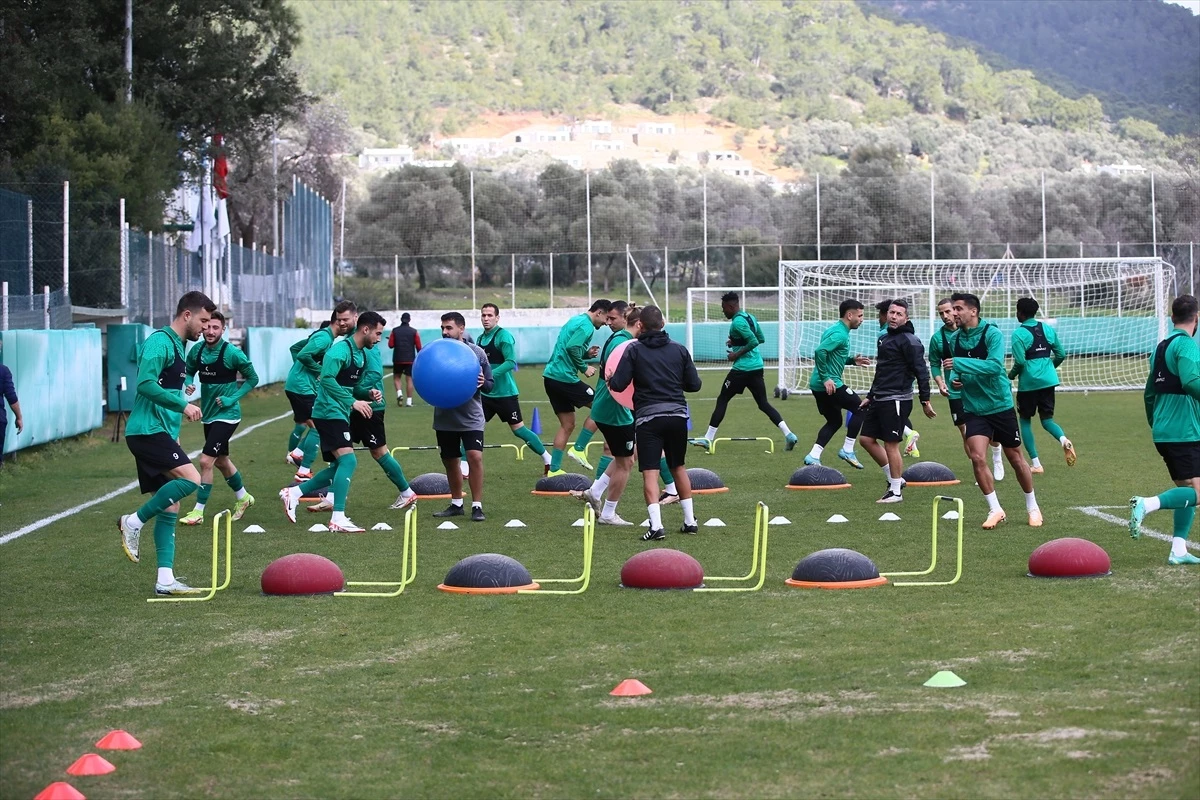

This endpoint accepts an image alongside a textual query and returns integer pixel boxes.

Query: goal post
[777,257,1171,393]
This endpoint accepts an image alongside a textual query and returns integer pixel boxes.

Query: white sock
[472,501,482,510]
[332,511,350,526]
[542,451,552,466]
[1025,491,1039,512]
[991,444,1002,465]
[882,464,893,481]
[397,390,403,398]
[593,473,611,496]
[664,481,677,495]
[1031,457,1042,468]
[451,498,464,508]
[648,503,663,530]
[401,488,416,499]
[843,436,856,452]
[193,502,205,513]
[290,447,304,459]
[903,426,913,437]
[680,497,696,525]
[1171,537,1188,557]
[1143,496,1162,513]
[157,567,174,585]
[286,486,302,503]
[705,426,718,441]
[603,500,619,518]
[984,491,1002,513]
[126,513,145,532]
[889,478,903,495]
[808,444,824,459]
[235,487,248,500]
[778,421,792,436]
[1060,435,1069,446]
[406,397,412,406]
[326,493,336,507]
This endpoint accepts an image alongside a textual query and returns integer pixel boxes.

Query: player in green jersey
[1009,297,1075,473]
[284,301,357,480]
[1129,295,1200,565]
[178,311,259,525]
[280,312,386,532]
[478,303,553,474]
[542,299,611,475]
[943,293,1039,529]
[117,291,215,596]
[804,299,870,469]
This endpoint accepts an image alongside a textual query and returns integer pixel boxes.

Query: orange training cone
[35,783,86,800]
[66,754,115,776]
[610,678,653,696]
[96,730,142,750]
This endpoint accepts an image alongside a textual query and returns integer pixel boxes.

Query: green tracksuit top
[543,314,596,383]
[808,320,857,392]
[1146,329,1200,443]
[127,327,189,438]
[947,320,1012,417]
[728,311,765,372]
[1008,319,1066,391]
[284,327,336,396]
[479,326,519,398]
[312,337,369,422]
[591,329,635,427]
[360,344,387,414]
[184,339,259,423]
[928,323,961,400]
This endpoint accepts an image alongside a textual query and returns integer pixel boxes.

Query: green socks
[289,424,308,452]
[136,478,200,523]
[378,453,410,491]
[1174,506,1195,539]
[550,448,564,471]
[196,483,213,506]
[333,453,357,513]
[573,428,595,451]
[513,425,545,455]
[595,455,614,480]
[226,471,244,492]
[300,430,319,469]
[298,465,337,496]
[1157,487,1197,509]
[659,457,673,487]
[154,511,178,569]
[1041,418,1066,440]
[1019,418,1038,459]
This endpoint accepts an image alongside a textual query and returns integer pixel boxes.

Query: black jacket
[608,329,702,422]
[868,321,931,403]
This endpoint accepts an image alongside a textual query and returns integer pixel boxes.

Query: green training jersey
[728,311,765,372]
[591,328,635,427]
[127,327,189,438]
[1008,319,1066,391]
[947,320,1012,417]
[284,327,335,395]
[479,326,519,398]
[928,323,961,400]
[184,339,259,423]
[312,337,368,422]
[808,320,856,392]
[543,313,596,383]
[1146,329,1200,443]
[360,344,387,414]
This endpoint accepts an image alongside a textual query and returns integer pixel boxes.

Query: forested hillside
[863,0,1200,137]
[289,0,1182,165]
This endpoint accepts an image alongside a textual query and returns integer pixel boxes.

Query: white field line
[1071,505,1200,552]
[1,410,294,545]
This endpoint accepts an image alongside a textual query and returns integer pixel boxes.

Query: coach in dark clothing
[608,305,702,541]
[388,313,421,406]
[0,361,22,467]
[858,299,936,503]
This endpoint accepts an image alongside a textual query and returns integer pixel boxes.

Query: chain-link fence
[0,184,69,328]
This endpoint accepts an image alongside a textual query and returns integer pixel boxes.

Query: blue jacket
[0,364,16,425]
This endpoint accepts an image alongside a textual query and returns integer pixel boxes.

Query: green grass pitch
[1,369,1197,799]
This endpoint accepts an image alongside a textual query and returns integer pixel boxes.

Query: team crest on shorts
[625,440,634,451]
[343,431,351,440]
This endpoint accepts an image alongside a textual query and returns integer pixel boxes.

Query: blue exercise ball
[412,338,481,409]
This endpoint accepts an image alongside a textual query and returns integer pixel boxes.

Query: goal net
[778,258,1171,393]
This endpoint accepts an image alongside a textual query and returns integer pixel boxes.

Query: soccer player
[179,311,258,525]
[943,292,1040,528]
[930,297,1005,477]
[284,301,357,480]
[875,299,921,457]
[608,305,703,542]
[691,292,797,451]
[542,299,610,476]
[432,312,494,521]
[1009,297,1074,472]
[280,311,387,532]
[117,291,214,596]
[857,300,936,503]
[478,303,552,474]
[804,298,870,469]
[388,312,421,407]
[1129,295,1200,565]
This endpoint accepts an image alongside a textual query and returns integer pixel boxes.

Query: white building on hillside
[358,147,414,171]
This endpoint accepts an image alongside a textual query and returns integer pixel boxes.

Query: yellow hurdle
[335,506,418,598]
[709,436,775,455]
[695,501,770,593]
[147,509,232,604]
[880,495,964,587]
[519,507,595,595]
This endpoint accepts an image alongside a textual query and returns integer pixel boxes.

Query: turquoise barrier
[245,327,311,385]
[1,328,103,456]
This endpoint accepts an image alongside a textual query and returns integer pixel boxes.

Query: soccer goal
[685,286,784,372]
[778,258,1172,393]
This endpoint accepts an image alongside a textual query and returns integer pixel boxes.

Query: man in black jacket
[859,300,937,503]
[608,305,703,542]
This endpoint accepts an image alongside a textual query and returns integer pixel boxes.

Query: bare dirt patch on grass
[293,633,464,676]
